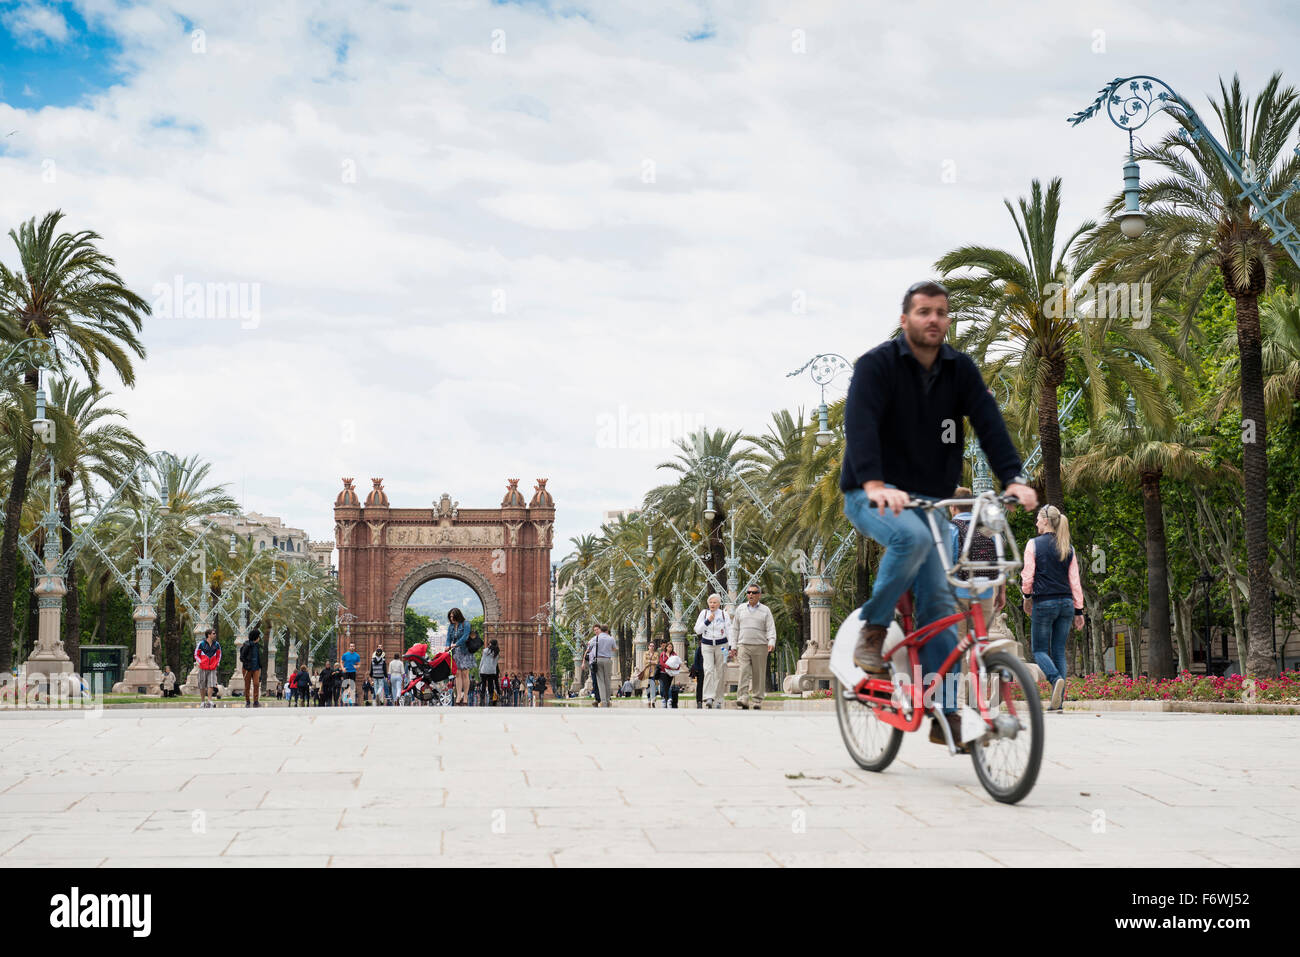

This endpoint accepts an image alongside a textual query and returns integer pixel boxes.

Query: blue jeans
[1031,597,1072,685]
[843,487,959,713]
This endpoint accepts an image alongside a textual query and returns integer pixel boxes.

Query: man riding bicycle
[840,280,1038,748]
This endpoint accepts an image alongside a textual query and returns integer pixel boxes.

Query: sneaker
[854,624,888,674]
[929,713,968,753]
[704,698,714,709]
[753,704,762,711]
[736,701,750,710]
[253,701,261,708]
[1050,678,1065,711]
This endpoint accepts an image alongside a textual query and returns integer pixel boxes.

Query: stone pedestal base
[113,658,163,695]
[24,651,75,680]
[782,651,833,694]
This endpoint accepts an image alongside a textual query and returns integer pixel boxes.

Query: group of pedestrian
[463,670,545,706]
[635,637,685,708]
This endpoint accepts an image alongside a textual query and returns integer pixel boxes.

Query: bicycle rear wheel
[968,651,1043,804]
[833,677,903,772]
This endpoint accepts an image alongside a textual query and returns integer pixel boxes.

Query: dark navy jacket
[840,333,1023,498]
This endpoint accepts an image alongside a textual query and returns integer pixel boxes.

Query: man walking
[590,624,616,708]
[840,280,1036,749]
[341,642,360,705]
[370,645,389,706]
[195,628,222,709]
[729,586,776,710]
[692,593,731,709]
[240,626,264,708]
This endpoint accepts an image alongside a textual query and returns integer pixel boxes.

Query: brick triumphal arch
[333,477,554,673]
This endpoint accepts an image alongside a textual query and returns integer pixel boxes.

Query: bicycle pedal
[959,706,986,743]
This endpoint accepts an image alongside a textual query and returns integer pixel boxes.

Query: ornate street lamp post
[1070,75,1300,269]
[25,368,74,686]
[787,353,852,447]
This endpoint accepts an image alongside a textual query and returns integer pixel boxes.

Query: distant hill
[406,577,484,624]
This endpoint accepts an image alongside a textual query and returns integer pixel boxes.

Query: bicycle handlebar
[903,491,1025,511]
[893,491,1027,589]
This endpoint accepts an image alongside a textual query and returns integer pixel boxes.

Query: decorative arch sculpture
[333,478,555,673]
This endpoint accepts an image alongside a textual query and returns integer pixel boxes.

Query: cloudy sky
[1,0,1296,557]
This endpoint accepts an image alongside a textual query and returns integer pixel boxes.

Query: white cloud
[3,2,70,46]
[0,0,1295,565]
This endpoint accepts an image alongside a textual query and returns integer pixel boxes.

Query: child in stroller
[400,643,456,706]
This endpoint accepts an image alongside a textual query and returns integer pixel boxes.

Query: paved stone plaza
[0,708,1296,867]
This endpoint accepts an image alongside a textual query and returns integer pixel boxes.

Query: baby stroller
[400,642,456,706]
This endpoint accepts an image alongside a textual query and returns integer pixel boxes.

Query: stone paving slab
[0,708,1296,866]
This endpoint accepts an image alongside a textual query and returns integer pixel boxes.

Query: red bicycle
[831,492,1044,804]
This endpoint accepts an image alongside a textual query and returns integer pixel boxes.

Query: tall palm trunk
[800,591,810,652]
[1038,372,1064,507]
[0,370,37,669]
[1233,292,1275,677]
[854,533,872,607]
[1140,470,1174,678]
[165,581,181,676]
[708,506,726,597]
[58,473,81,669]
[95,571,110,641]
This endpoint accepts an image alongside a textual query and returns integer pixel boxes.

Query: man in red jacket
[195,628,222,709]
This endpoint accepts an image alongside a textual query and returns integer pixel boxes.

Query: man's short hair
[953,486,972,497]
[902,280,950,314]
[248,626,260,640]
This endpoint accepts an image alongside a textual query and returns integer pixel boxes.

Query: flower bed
[1042,670,1300,704]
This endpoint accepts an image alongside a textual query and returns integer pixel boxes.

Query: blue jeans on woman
[1031,597,1072,685]
[843,487,959,713]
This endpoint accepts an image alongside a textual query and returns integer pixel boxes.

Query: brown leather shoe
[854,624,888,674]
[929,712,968,753]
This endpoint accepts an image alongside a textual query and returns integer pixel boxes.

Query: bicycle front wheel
[833,677,903,772]
[968,651,1043,804]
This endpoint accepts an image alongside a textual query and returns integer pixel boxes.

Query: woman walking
[658,643,678,708]
[447,608,474,705]
[480,642,499,705]
[1021,504,1084,711]
[641,641,660,707]
[533,673,547,707]
[692,593,730,709]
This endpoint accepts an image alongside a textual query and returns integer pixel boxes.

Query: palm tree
[0,211,148,669]
[647,428,754,590]
[1211,285,1300,428]
[46,378,146,666]
[140,453,238,675]
[936,178,1182,507]
[1085,74,1300,677]
[1065,411,1229,678]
